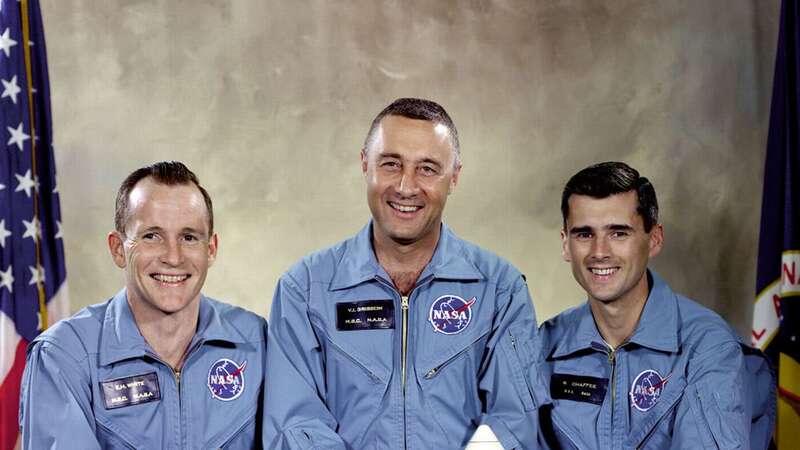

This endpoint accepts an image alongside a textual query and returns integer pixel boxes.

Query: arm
[670,341,751,450]
[19,338,101,450]
[479,275,549,450]
[262,274,347,450]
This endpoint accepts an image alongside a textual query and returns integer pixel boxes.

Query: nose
[159,238,184,266]
[589,236,610,260]
[396,169,419,197]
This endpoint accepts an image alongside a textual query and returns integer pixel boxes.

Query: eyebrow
[568,224,634,235]
[378,152,444,167]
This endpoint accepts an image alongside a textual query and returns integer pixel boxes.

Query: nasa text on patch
[100,372,161,410]
[550,373,608,405]
[336,300,395,331]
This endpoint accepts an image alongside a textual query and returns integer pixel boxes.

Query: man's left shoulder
[449,231,525,286]
[674,293,741,351]
[204,297,267,341]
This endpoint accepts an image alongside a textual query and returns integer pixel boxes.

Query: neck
[372,226,440,295]
[127,297,200,371]
[589,276,649,349]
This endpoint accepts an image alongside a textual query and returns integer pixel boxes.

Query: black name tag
[100,372,161,410]
[336,300,395,331]
[551,373,608,405]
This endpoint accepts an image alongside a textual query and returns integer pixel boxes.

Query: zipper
[401,295,410,450]
[424,328,490,379]
[401,296,410,393]
[608,348,617,448]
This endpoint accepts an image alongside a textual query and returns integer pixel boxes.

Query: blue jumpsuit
[537,271,776,449]
[19,290,268,449]
[263,223,547,449]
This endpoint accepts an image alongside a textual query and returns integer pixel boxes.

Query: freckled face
[561,191,663,305]
[108,178,217,316]
[362,115,460,248]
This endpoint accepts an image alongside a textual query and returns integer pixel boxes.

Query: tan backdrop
[42,1,780,339]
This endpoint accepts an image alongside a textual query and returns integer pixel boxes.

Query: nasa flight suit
[537,271,776,449]
[263,222,547,449]
[19,290,267,449]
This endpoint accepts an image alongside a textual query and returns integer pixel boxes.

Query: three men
[19,161,267,448]
[537,162,775,449]
[263,98,544,449]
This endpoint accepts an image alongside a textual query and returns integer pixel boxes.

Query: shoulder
[282,235,353,286]
[31,299,110,361]
[539,304,585,351]
[448,231,524,288]
[204,297,267,340]
[674,293,741,353]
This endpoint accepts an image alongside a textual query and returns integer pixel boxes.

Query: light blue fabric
[19,290,267,449]
[263,222,546,449]
[538,271,775,449]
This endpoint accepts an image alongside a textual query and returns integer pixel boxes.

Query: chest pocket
[625,374,687,449]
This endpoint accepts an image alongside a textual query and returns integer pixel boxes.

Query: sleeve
[478,274,550,450]
[19,338,101,450]
[262,274,348,450]
[670,340,752,450]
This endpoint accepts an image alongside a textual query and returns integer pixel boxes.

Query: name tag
[551,373,608,405]
[336,300,395,331]
[100,372,161,409]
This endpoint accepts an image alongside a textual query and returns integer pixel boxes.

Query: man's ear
[561,229,571,262]
[648,224,664,258]
[449,162,462,194]
[360,149,368,175]
[108,231,127,268]
[207,233,219,266]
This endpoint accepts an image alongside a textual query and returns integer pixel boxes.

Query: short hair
[114,161,214,236]
[363,98,461,165]
[561,161,659,232]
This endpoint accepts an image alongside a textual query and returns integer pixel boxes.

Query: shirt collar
[330,221,484,291]
[550,270,679,358]
[99,289,245,366]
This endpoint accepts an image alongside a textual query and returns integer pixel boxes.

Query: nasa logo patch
[207,358,247,401]
[428,295,476,335]
[630,369,670,412]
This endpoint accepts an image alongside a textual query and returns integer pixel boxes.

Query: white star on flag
[0,219,11,247]
[15,170,38,197]
[7,122,30,151]
[0,27,17,57]
[22,217,40,241]
[0,266,14,293]
[1,75,20,104]
[0,183,4,190]
[28,264,45,285]
[55,220,63,239]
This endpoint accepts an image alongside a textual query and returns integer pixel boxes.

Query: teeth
[153,274,188,283]
[590,268,616,276]
[390,202,420,213]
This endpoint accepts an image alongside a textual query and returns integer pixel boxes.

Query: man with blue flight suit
[19,161,267,449]
[538,162,775,449]
[263,98,546,449]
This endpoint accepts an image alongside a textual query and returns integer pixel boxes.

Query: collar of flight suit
[99,289,247,366]
[551,270,679,359]
[329,221,485,291]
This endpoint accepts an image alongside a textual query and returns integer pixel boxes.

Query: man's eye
[611,231,629,238]
[142,232,157,240]
[419,165,437,175]
[575,232,592,240]
[183,234,200,242]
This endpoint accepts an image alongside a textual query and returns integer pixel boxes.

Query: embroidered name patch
[429,295,476,335]
[630,369,670,411]
[100,372,161,410]
[550,373,608,405]
[208,358,247,401]
[336,300,395,331]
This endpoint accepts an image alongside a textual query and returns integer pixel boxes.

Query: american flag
[0,1,68,448]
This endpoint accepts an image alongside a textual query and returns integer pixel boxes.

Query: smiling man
[264,98,545,449]
[19,161,267,449]
[537,162,775,449]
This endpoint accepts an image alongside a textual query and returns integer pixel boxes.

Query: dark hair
[114,161,214,235]
[561,161,659,232]
[363,98,461,164]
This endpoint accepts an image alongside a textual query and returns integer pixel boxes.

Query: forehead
[566,191,643,228]
[127,178,209,228]
[373,115,453,160]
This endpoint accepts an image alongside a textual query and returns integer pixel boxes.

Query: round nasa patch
[629,369,669,412]
[428,295,476,335]
[207,358,247,401]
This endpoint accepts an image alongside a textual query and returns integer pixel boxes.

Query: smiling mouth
[589,267,619,276]
[388,201,422,213]
[151,274,190,284]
